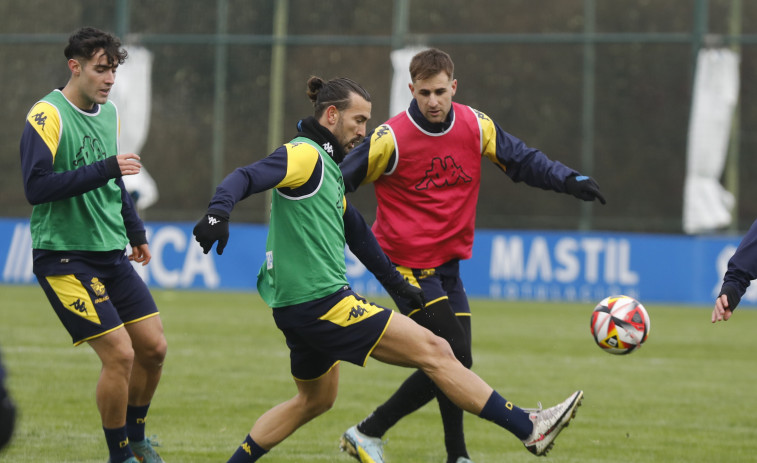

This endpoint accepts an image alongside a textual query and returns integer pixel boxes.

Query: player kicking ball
[193,75,583,463]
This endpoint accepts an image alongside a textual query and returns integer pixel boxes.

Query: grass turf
[1,284,756,462]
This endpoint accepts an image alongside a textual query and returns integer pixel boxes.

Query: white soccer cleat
[340,425,385,463]
[521,390,583,456]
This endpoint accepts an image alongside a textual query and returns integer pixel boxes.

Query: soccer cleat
[521,390,583,456]
[131,436,165,463]
[107,458,140,463]
[340,425,385,463]
[455,458,474,463]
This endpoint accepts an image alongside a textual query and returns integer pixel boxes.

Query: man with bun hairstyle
[193,75,582,463]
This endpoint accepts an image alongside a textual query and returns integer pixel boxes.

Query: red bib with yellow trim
[373,102,482,268]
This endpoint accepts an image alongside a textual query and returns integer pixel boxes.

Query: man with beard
[193,75,582,463]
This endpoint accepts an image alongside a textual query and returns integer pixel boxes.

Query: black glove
[386,279,426,311]
[565,174,606,205]
[193,212,229,255]
[719,285,742,312]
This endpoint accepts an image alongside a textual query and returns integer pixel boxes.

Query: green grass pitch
[1,284,756,462]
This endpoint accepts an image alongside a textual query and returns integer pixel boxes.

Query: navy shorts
[393,259,471,317]
[33,249,159,346]
[271,287,393,381]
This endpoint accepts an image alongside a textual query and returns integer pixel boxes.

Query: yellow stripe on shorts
[319,294,383,327]
[395,265,420,287]
[45,275,101,325]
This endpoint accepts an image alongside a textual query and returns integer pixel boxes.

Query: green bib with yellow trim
[257,137,349,308]
[29,90,127,251]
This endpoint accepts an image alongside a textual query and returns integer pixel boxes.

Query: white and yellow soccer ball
[590,295,650,355]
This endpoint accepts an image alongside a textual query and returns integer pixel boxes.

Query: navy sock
[478,391,533,440]
[227,434,268,463]
[126,403,150,443]
[103,426,134,463]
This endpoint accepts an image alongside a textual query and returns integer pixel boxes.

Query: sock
[126,403,150,443]
[436,388,468,462]
[413,301,472,462]
[478,391,533,440]
[227,434,268,463]
[357,369,435,438]
[103,426,134,463]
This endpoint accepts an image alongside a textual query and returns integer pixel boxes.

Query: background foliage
[2,0,757,233]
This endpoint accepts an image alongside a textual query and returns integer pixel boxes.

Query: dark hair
[306,76,371,119]
[409,48,455,82]
[64,27,128,66]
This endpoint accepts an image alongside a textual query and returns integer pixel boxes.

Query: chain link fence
[2,0,756,233]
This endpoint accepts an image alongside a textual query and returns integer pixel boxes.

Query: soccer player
[713,219,757,323]
[339,48,603,463]
[192,75,582,463]
[19,27,167,463]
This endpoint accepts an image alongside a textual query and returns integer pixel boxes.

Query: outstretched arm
[343,200,424,310]
[193,148,288,255]
[712,218,757,322]
[478,110,605,204]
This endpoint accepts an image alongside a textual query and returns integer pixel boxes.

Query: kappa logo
[208,216,220,226]
[322,142,334,156]
[33,111,47,130]
[242,442,252,455]
[415,155,472,190]
[69,298,89,315]
[346,305,368,321]
[73,135,107,166]
[375,125,390,140]
[473,108,491,123]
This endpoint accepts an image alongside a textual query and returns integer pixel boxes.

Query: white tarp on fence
[683,48,740,234]
[389,46,428,117]
[110,45,159,211]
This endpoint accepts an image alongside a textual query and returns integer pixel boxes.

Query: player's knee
[151,335,168,365]
[421,333,457,370]
[104,343,135,375]
[135,334,167,369]
[299,393,335,419]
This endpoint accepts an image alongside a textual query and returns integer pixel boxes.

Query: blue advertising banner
[462,230,743,305]
[0,218,751,306]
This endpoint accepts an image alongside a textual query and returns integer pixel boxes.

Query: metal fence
[2,0,756,233]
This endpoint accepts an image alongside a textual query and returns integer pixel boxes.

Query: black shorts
[271,287,393,381]
[33,249,159,346]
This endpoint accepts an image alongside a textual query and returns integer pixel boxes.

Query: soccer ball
[590,295,650,355]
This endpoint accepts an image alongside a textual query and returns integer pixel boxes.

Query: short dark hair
[64,27,128,66]
[409,48,455,82]
[306,76,371,119]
